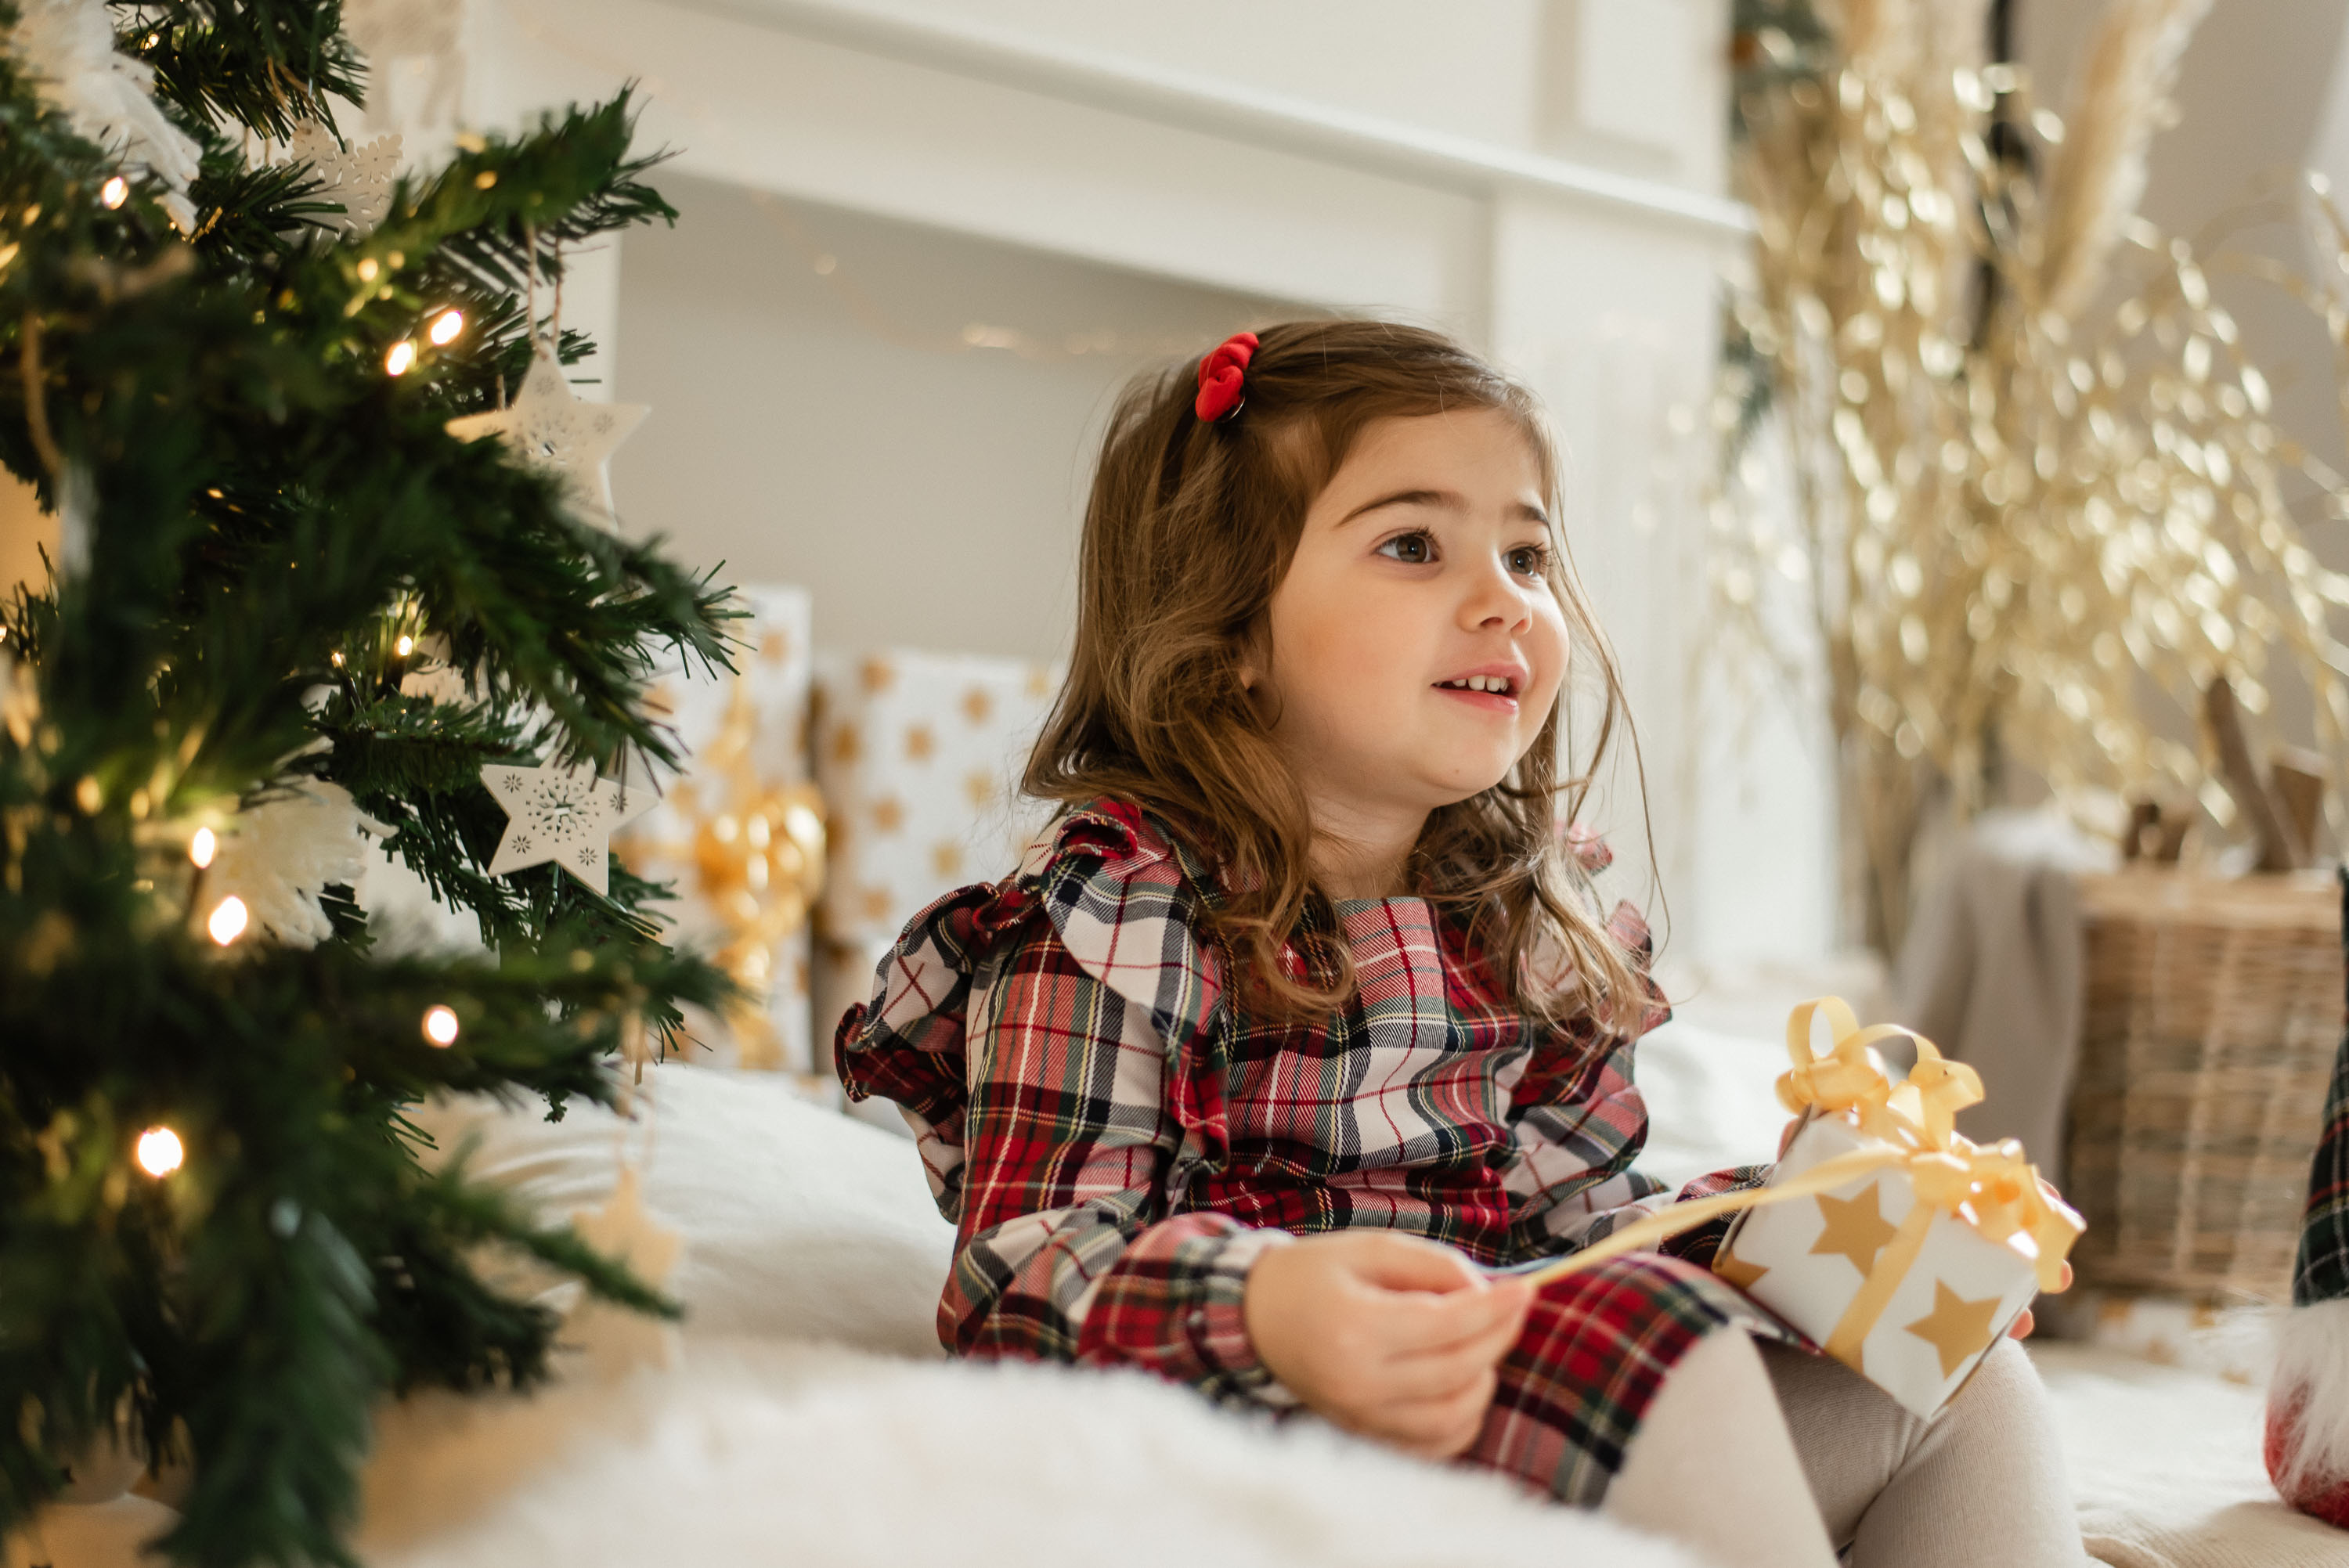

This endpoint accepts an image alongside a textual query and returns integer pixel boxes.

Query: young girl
[835,321,2081,1567]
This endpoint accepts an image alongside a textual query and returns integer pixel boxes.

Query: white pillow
[406,1064,954,1357]
[1634,1019,1792,1192]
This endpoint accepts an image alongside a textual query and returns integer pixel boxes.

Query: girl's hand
[1244,1231,1533,1461]
[2004,1261,2074,1340]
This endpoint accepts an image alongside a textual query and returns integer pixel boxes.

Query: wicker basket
[2065,869,2344,1303]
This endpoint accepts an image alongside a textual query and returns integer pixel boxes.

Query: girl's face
[1258,408,1570,834]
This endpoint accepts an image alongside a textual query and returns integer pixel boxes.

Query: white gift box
[622,585,820,1072]
[1714,1112,2047,1419]
[810,650,1063,1074]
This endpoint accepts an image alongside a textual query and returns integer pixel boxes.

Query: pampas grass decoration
[1716,0,2349,954]
[2038,0,2214,323]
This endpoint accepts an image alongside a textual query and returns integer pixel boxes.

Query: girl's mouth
[1434,675,1520,709]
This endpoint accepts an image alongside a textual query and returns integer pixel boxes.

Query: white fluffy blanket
[358,1337,1704,1568]
[17,1036,2349,1567]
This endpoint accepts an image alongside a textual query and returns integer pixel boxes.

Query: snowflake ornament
[8,0,202,232]
[280,122,401,240]
[481,762,654,896]
[207,780,394,948]
[445,348,648,528]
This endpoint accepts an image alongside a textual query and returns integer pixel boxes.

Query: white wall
[361,0,1812,971]
[610,179,1273,661]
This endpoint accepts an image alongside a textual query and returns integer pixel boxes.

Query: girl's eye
[1506,543,1550,577]
[1377,532,1435,565]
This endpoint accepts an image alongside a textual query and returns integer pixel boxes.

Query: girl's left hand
[2004,1262,2073,1340]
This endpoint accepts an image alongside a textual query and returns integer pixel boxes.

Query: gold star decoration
[567,1164,682,1377]
[1713,1245,1770,1291]
[1810,1182,1901,1278]
[446,346,648,528]
[1904,1280,2004,1379]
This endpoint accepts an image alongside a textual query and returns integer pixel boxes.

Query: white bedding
[18,1033,2346,1567]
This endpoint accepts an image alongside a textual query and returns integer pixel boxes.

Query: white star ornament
[481,762,655,896]
[445,349,648,528]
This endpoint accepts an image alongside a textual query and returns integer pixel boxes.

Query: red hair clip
[1194,331,1259,422]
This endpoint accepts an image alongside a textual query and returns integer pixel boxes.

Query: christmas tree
[0,3,734,1563]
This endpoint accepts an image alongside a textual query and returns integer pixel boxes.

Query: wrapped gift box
[620,585,823,1073]
[1710,1000,2083,1420]
[810,647,1063,1072]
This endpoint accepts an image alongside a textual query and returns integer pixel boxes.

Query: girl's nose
[1460,558,1534,633]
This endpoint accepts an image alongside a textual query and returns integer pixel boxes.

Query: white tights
[1604,1332,2084,1567]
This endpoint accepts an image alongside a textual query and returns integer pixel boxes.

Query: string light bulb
[428,309,464,345]
[135,1126,183,1177]
[422,1004,460,1047]
[394,634,414,658]
[189,827,216,869]
[207,894,248,946]
[384,340,417,377]
[99,176,128,209]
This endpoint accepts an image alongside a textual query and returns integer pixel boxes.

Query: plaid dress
[835,798,1779,1505]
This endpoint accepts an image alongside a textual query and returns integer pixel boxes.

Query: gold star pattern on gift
[446,347,648,528]
[1904,1280,2004,1379]
[1810,1182,1901,1278]
[482,762,654,897]
[1713,1245,1769,1290]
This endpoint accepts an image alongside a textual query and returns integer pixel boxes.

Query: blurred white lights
[189,827,216,869]
[135,1126,183,1177]
[384,340,417,377]
[422,1004,460,1047]
[428,309,464,345]
[207,894,248,946]
[99,176,128,209]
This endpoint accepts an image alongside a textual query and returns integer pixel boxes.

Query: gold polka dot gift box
[809,647,1063,1069]
[616,585,824,1073]
[1526,998,2084,1421]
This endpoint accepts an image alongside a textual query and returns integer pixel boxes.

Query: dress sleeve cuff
[1180,1225,1298,1408]
[1077,1217,1298,1408]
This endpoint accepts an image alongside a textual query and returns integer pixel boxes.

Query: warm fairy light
[428,309,464,345]
[394,634,415,658]
[135,1126,183,1177]
[384,340,417,377]
[329,650,345,668]
[356,257,379,283]
[207,894,248,946]
[99,176,128,209]
[422,1005,460,1047]
[189,827,216,869]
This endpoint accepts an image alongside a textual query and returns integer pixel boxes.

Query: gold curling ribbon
[1521,998,2084,1314]
[619,679,826,1070]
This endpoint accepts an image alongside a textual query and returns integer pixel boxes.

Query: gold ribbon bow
[1775,997,1984,1151]
[1523,998,2082,1304]
[617,679,826,1071]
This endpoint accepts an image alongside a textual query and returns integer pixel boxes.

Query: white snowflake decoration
[207,780,393,948]
[446,348,648,529]
[481,762,653,896]
[7,0,201,232]
[262,122,400,240]
[397,661,470,705]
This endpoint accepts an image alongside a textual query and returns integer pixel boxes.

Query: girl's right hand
[1243,1231,1534,1461]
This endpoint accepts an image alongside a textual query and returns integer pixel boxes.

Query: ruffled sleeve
[835,800,1292,1404]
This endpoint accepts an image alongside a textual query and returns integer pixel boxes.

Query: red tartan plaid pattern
[836,798,1784,1491]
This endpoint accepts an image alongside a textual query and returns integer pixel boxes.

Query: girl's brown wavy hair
[1024,318,1649,1030]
